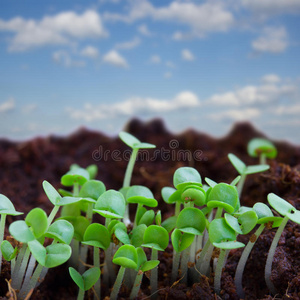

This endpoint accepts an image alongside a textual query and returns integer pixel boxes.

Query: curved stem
[214,249,229,295]
[130,270,143,300]
[47,205,60,227]
[13,246,31,291]
[235,224,264,298]
[110,266,126,300]
[199,241,214,277]
[237,174,247,198]
[260,153,266,165]
[171,250,181,283]
[265,215,289,295]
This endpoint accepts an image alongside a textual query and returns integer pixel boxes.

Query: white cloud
[209,108,261,121]
[66,91,200,121]
[52,50,86,67]
[208,74,298,106]
[80,46,99,58]
[104,1,234,38]
[102,50,129,68]
[137,24,153,36]
[150,55,161,64]
[166,61,176,68]
[0,97,15,113]
[182,49,195,61]
[0,10,107,52]
[115,37,141,50]
[164,72,172,79]
[252,26,288,54]
[274,104,300,115]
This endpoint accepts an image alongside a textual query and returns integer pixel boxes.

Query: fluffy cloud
[137,24,153,36]
[182,49,195,61]
[115,37,141,50]
[0,10,107,52]
[252,26,288,54]
[102,50,129,68]
[0,97,15,113]
[209,108,261,121]
[150,55,161,64]
[80,46,99,58]
[52,50,86,67]
[104,0,234,37]
[66,91,200,121]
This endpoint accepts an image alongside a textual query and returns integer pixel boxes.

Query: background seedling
[247,138,277,165]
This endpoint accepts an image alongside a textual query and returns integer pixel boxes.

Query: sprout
[110,244,138,300]
[142,225,169,299]
[247,138,277,165]
[265,193,300,295]
[69,267,101,300]
[234,202,283,298]
[228,153,269,197]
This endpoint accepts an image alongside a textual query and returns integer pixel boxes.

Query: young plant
[228,153,269,197]
[69,267,101,300]
[265,193,300,295]
[247,138,277,165]
[119,131,155,225]
[110,244,138,300]
[142,225,169,299]
[234,203,283,298]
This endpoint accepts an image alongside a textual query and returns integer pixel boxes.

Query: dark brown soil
[0,119,299,299]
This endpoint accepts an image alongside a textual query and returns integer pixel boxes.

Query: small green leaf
[0,194,23,216]
[86,164,98,180]
[287,209,300,224]
[168,190,182,204]
[245,165,269,175]
[25,208,48,239]
[138,210,155,226]
[141,260,160,272]
[112,244,138,269]
[228,154,246,175]
[43,180,62,206]
[1,240,18,261]
[173,167,202,190]
[45,220,74,244]
[209,218,237,244]
[142,225,169,251]
[213,241,245,249]
[136,247,147,270]
[60,216,90,241]
[268,193,296,217]
[205,177,217,188]
[247,138,277,159]
[161,216,177,233]
[9,220,35,243]
[61,168,90,186]
[171,229,195,252]
[79,180,106,200]
[130,224,147,247]
[126,186,157,207]
[161,187,177,204]
[119,132,155,149]
[82,223,110,249]
[82,267,101,291]
[224,213,243,234]
[238,211,258,234]
[155,210,161,226]
[69,267,84,290]
[181,188,206,206]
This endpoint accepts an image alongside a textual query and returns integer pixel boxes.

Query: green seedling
[69,267,101,300]
[161,186,182,218]
[142,225,169,299]
[126,185,158,227]
[110,244,138,300]
[129,224,147,247]
[265,193,300,295]
[247,138,277,165]
[86,164,98,180]
[82,223,110,298]
[1,240,18,276]
[228,153,269,197]
[130,247,160,300]
[119,131,155,225]
[0,194,23,274]
[234,202,283,298]
[208,218,245,294]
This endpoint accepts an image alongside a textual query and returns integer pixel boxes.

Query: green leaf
[230,176,241,186]
[61,168,90,186]
[205,177,217,188]
[224,213,243,234]
[209,218,237,244]
[287,209,300,224]
[86,164,98,180]
[247,138,277,159]
[59,216,90,241]
[176,207,206,235]
[138,210,155,226]
[141,260,160,272]
[173,167,202,190]
[126,186,158,207]
[136,247,147,270]
[238,211,258,234]
[82,223,110,249]
[82,267,101,291]
[79,180,106,201]
[161,216,177,233]
[168,190,182,204]
[253,202,273,219]
[171,228,195,252]
[69,267,84,290]
[0,194,23,216]
[1,240,18,261]
[43,180,62,206]
[58,189,73,197]
[142,225,169,251]
[25,208,48,239]
[112,244,138,269]
[9,220,35,243]
[161,187,177,204]
[94,190,126,219]
[245,165,269,175]
[130,224,147,247]
[155,210,161,226]
[181,187,206,206]
[45,220,74,244]
[268,193,296,217]
[228,154,246,175]
[119,132,155,149]
[213,241,245,249]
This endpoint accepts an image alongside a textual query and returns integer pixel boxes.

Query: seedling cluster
[0,134,299,299]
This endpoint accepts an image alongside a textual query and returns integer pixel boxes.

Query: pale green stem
[214,249,229,295]
[180,246,190,285]
[20,254,36,291]
[78,243,88,273]
[265,215,289,295]
[47,205,60,227]
[12,243,27,283]
[104,243,116,286]
[130,270,143,300]
[133,204,142,228]
[171,250,181,283]
[0,214,6,274]
[110,266,126,300]
[73,182,79,196]
[260,153,266,165]
[93,247,101,300]
[175,201,181,217]
[199,241,214,277]
[70,239,80,268]
[11,258,16,277]
[13,246,31,291]
[235,224,265,298]
[86,203,94,224]
[123,148,139,226]
[77,289,85,300]
[215,207,223,219]
[196,235,203,260]
[195,238,211,271]
[237,174,247,198]
[36,266,48,287]
[150,249,158,300]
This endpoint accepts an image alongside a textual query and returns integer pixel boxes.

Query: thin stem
[130,270,143,300]
[11,258,16,277]
[196,238,211,270]
[20,254,36,292]
[78,243,88,273]
[175,201,181,217]
[150,249,158,300]
[133,204,142,228]
[73,182,79,197]
[0,214,6,274]
[77,289,85,300]
[86,203,94,224]
[11,243,27,283]
[180,246,190,285]
[199,241,214,277]
[214,249,229,295]
[260,153,266,165]
[93,247,101,300]
[215,207,223,219]
[235,224,265,298]
[265,215,289,295]
[13,246,31,291]
[47,205,60,227]
[110,266,126,300]
[171,250,181,283]
[237,174,247,198]
[104,243,116,286]
[70,239,80,268]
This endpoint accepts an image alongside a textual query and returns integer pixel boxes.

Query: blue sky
[0,0,300,143]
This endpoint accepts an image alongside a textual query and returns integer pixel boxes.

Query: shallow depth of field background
[0,0,299,143]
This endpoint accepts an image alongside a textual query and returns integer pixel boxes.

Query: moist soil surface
[0,119,299,300]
